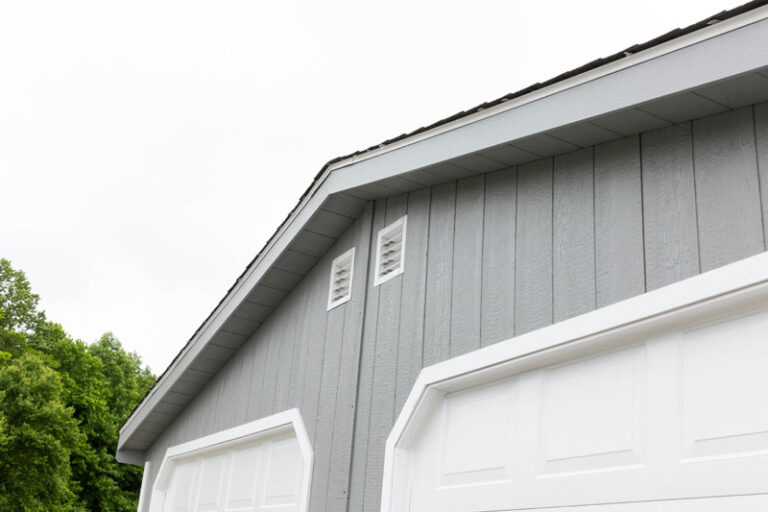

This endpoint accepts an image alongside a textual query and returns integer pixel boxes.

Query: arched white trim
[381,251,768,512]
[148,409,313,512]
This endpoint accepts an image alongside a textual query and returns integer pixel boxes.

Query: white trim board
[147,409,313,512]
[380,251,768,512]
[137,461,151,512]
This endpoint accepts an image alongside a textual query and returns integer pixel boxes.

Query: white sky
[0,0,745,374]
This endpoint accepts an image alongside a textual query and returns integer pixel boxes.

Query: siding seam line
[448,183,458,357]
[361,202,384,512]
[479,174,489,346]
[550,157,555,325]
[513,166,520,337]
[345,203,376,512]
[420,187,433,368]
[639,134,648,294]
[592,146,598,310]
[690,120,704,274]
[393,195,408,425]
[752,104,767,250]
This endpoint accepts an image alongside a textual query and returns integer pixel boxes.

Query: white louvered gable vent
[374,215,407,286]
[327,247,355,310]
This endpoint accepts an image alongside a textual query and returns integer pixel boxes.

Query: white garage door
[149,411,312,512]
[163,432,304,512]
[403,308,768,511]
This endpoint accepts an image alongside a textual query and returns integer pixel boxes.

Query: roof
[117,0,768,463]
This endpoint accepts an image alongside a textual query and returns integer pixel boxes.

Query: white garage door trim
[381,251,768,512]
[147,408,313,512]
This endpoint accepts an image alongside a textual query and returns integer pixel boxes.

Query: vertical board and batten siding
[480,168,517,346]
[553,148,595,322]
[140,102,768,512]
[348,103,768,512]
[692,108,765,271]
[640,123,699,290]
[140,205,374,512]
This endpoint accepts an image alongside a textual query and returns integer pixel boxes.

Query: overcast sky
[0,0,745,374]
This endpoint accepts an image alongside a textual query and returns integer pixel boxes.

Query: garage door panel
[224,446,262,512]
[439,379,517,487]
[196,453,228,511]
[406,307,768,511]
[538,346,645,476]
[681,312,768,462]
[262,437,303,509]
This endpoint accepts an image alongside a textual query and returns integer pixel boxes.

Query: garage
[147,410,312,512]
[383,255,768,512]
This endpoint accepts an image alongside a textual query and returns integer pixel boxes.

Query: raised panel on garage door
[402,307,768,512]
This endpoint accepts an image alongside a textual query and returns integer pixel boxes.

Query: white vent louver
[374,215,407,286]
[327,247,355,310]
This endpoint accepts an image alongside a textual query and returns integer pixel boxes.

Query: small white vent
[327,247,355,310]
[374,215,407,286]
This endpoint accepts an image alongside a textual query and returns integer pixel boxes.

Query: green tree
[30,325,154,511]
[0,351,82,512]
[0,259,156,511]
[0,258,45,356]
[0,258,45,332]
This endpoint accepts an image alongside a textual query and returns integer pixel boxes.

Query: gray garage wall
[141,205,374,512]
[140,103,768,512]
[349,104,768,512]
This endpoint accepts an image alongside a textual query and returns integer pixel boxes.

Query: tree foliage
[0,258,155,511]
[0,352,82,511]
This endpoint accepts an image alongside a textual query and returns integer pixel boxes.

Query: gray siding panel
[693,107,764,271]
[310,231,352,512]
[422,182,456,366]
[594,136,646,306]
[299,252,331,439]
[363,195,407,512]
[480,167,517,346]
[450,175,485,357]
[347,200,385,512]
[139,209,374,512]
[515,158,553,335]
[641,123,700,290]
[757,103,768,245]
[327,204,373,511]
[553,148,596,322]
[395,188,430,414]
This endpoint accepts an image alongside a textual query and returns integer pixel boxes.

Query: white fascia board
[330,4,768,174]
[330,12,768,192]
[120,5,768,450]
[380,251,768,512]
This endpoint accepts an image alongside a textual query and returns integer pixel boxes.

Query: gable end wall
[140,102,768,512]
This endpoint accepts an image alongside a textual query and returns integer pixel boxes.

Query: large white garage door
[401,307,768,511]
[163,431,304,512]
